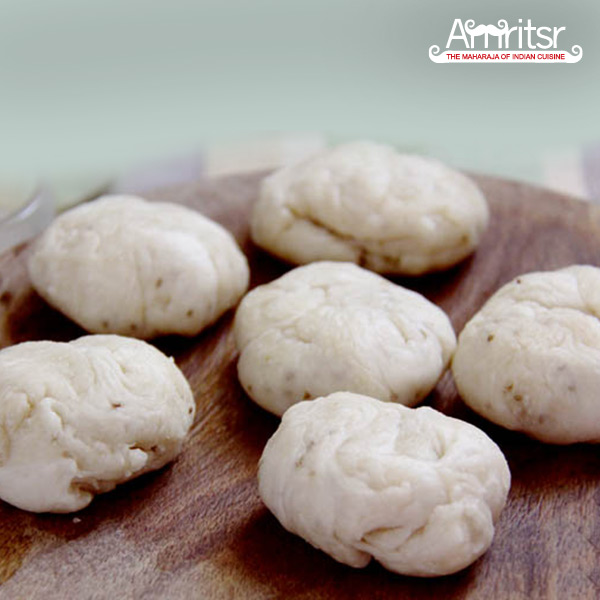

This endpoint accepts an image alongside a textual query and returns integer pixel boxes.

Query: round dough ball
[251,141,489,275]
[452,265,600,444]
[28,195,250,339]
[0,335,195,512]
[259,392,510,577]
[234,261,456,416]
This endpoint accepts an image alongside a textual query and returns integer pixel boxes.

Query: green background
[0,0,598,188]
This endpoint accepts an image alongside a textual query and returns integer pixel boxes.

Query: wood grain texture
[1,171,600,599]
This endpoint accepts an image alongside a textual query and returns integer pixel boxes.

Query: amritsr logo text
[429,19,582,63]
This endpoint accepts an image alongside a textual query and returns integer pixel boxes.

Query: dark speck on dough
[303,391,312,400]
[295,439,315,469]
[487,334,494,342]
[111,402,122,408]
[102,320,109,329]
[186,309,194,318]
[504,383,514,393]
[155,278,163,289]
[514,394,523,402]
[516,278,522,284]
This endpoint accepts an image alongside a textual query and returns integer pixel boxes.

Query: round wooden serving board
[1,172,600,599]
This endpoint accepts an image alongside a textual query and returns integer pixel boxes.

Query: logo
[429,19,582,63]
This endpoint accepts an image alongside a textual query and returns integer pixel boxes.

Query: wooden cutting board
[1,171,600,599]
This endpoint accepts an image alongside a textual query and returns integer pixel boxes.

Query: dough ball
[251,141,489,275]
[452,265,600,444]
[28,195,250,339]
[234,261,456,416]
[259,392,510,577]
[0,335,195,513]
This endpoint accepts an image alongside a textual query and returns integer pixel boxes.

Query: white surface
[1,1,598,193]
[0,189,54,255]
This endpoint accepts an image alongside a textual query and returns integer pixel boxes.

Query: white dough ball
[0,335,195,513]
[28,195,250,339]
[259,392,511,577]
[453,265,600,444]
[251,141,489,275]
[234,262,456,416]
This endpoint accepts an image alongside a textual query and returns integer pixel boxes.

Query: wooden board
[1,171,600,599]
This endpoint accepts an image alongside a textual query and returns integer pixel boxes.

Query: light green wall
[0,0,598,186]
